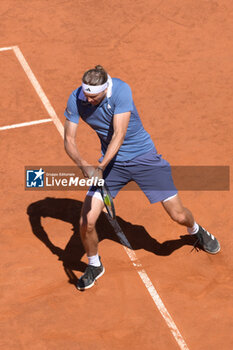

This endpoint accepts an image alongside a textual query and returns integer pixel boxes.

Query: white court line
[12,46,64,138]
[109,219,189,350]
[0,119,52,131]
[0,45,189,350]
[0,46,14,52]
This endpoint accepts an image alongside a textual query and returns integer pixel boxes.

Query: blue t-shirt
[64,78,155,162]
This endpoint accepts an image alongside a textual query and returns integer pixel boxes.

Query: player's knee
[79,215,96,233]
[170,210,187,225]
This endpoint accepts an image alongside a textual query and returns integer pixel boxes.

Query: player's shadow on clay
[27,197,196,285]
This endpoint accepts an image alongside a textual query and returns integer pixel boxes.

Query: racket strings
[100,187,115,219]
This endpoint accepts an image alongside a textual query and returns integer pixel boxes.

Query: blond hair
[82,65,108,86]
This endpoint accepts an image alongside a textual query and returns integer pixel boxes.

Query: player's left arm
[98,112,131,170]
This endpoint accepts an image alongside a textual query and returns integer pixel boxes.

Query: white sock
[88,254,101,267]
[187,222,199,235]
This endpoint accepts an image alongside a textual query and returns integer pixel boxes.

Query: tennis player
[64,65,220,290]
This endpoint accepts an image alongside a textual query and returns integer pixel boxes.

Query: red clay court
[0,1,232,349]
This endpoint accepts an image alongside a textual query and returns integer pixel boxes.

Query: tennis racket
[99,184,129,249]
[99,183,116,220]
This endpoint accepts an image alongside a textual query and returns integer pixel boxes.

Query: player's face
[84,89,107,106]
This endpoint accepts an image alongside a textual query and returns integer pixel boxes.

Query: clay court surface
[0,1,233,349]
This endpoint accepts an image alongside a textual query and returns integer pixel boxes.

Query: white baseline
[0,46,14,52]
[0,119,52,131]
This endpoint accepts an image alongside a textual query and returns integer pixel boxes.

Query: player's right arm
[64,119,81,165]
[64,119,94,178]
[64,90,95,178]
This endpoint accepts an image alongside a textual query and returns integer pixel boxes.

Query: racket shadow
[115,217,197,256]
[27,197,196,286]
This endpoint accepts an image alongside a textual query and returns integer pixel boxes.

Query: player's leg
[129,149,220,255]
[161,193,194,227]
[79,161,130,259]
[161,193,220,254]
[79,193,104,257]
[77,162,131,290]
[77,192,105,290]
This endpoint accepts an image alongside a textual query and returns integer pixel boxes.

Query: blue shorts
[89,148,178,203]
